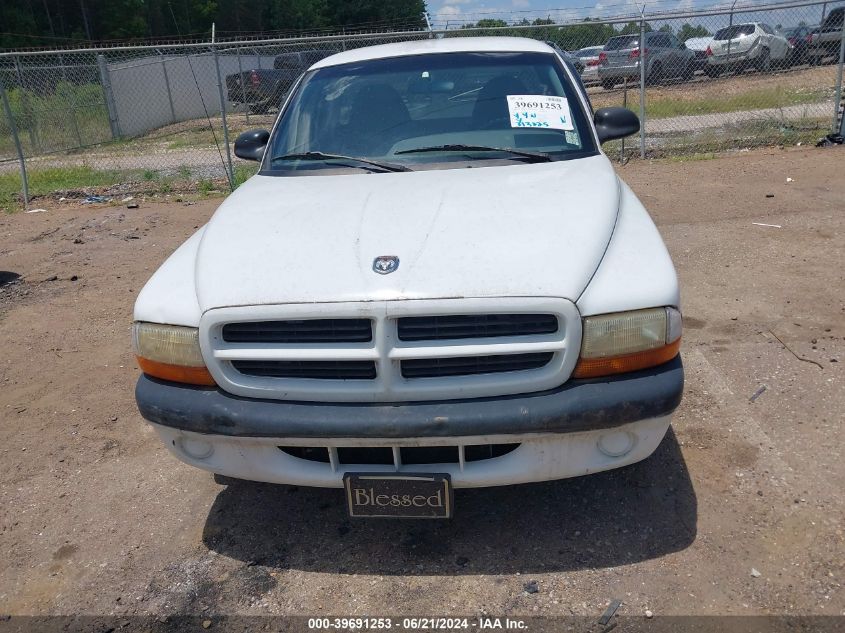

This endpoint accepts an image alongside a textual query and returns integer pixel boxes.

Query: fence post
[639,11,646,159]
[13,55,39,152]
[237,47,249,124]
[158,50,177,124]
[213,44,235,188]
[726,1,737,65]
[834,23,845,135]
[1,79,29,208]
[96,54,121,139]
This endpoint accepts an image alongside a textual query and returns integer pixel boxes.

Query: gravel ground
[0,146,843,623]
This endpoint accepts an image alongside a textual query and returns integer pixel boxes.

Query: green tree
[677,22,711,41]
[0,0,427,50]
[462,19,508,29]
[619,20,652,35]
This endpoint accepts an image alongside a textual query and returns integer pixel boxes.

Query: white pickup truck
[133,37,683,518]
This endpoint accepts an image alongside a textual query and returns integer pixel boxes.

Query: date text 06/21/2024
[307,618,528,630]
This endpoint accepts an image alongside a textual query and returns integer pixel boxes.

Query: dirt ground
[0,146,843,622]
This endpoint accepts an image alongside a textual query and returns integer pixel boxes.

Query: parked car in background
[705,23,790,75]
[133,38,682,519]
[598,31,695,89]
[574,45,605,84]
[808,7,844,64]
[544,42,585,75]
[226,49,336,114]
[781,25,814,65]
[684,36,714,74]
[545,42,592,110]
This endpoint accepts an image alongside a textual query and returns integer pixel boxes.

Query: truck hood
[195,155,621,311]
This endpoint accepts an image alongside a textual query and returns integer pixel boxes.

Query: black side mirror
[593,107,640,144]
[234,129,270,162]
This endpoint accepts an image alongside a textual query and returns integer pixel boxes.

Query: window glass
[265,51,597,173]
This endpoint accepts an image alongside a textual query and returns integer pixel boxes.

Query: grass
[0,166,123,210]
[661,152,721,163]
[233,164,258,187]
[645,117,828,158]
[0,164,235,212]
[0,83,113,157]
[644,86,830,119]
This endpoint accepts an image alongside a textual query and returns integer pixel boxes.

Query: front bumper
[137,357,683,487]
[152,417,673,488]
[137,356,683,439]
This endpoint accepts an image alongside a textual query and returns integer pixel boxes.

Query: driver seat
[343,84,411,156]
[471,75,530,129]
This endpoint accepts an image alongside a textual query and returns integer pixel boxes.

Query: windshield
[714,24,756,40]
[575,46,603,57]
[264,51,596,174]
[604,36,638,51]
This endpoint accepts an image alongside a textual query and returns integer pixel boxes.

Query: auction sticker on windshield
[507,95,574,130]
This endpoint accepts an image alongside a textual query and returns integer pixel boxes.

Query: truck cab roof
[311,37,556,70]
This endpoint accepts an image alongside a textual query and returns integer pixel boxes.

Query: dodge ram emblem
[373,256,399,275]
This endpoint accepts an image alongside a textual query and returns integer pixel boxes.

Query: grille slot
[232,360,376,380]
[397,314,557,341]
[222,319,372,343]
[401,352,553,378]
[278,444,521,467]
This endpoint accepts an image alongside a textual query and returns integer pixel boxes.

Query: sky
[424,0,838,29]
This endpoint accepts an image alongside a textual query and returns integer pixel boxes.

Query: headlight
[132,322,216,386]
[573,307,681,378]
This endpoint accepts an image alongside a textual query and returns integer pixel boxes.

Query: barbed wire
[3,0,842,54]
[429,0,843,27]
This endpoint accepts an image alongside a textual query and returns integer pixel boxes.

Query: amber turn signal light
[573,338,680,379]
[136,357,217,386]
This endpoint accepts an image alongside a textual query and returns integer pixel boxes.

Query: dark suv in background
[809,7,844,64]
[226,49,337,114]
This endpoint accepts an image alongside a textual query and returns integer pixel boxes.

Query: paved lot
[0,146,843,620]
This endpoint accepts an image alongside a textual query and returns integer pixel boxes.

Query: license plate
[344,473,453,519]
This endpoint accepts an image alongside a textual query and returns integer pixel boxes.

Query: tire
[601,78,616,90]
[682,61,695,81]
[756,47,771,73]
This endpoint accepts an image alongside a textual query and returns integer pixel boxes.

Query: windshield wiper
[395,144,552,162]
[271,152,412,172]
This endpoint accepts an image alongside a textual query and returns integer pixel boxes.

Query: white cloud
[437,5,463,17]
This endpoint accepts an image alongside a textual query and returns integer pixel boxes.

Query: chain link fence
[1,0,843,209]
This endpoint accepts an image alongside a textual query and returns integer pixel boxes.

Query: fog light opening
[597,431,637,458]
[178,437,214,460]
